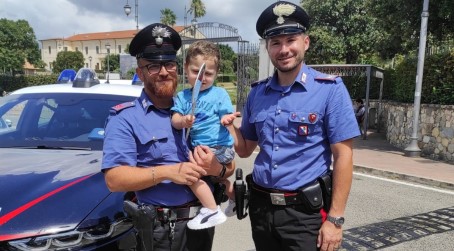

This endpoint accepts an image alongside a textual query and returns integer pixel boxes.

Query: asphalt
[353,130,454,190]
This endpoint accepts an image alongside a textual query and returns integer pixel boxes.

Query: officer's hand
[190,145,219,176]
[221,112,241,126]
[170,162,207,186]
[317,221,343,251]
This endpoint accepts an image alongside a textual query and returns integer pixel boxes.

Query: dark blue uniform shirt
[102,90,196,206]
[240,64,360,190]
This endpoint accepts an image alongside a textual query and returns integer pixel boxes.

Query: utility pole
[405,0,429,157]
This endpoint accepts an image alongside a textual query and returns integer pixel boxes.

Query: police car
[0,68,142,250]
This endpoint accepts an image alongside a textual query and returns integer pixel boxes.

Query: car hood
[0,148,110,241]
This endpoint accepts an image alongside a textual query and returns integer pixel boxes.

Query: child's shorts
[209,146,235,164]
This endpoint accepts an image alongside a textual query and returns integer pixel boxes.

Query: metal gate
[236,41,259,112]
[179,22,260,112]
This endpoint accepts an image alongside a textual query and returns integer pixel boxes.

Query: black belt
[155,205,202,222]
[250,182,304,206]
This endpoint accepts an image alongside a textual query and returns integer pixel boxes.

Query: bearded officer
[102,23,234,251]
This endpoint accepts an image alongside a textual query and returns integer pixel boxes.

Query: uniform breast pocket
[137,129,168,160]
[249,112,271,142]
[288,111,322,141]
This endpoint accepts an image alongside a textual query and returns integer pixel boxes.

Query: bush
[0,74,58,92]
[384,50,454,104]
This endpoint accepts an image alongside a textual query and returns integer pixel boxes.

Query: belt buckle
[270,193,286,205]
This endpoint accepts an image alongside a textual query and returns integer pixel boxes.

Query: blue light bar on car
[56,69,77,84]
[131,73,143,86]
[72,68,100,88]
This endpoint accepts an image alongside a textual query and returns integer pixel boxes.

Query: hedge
[0,74,59,93]
[342,50,454,105]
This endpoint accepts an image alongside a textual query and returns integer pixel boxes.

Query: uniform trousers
[152,219,214,251]
[249,188,323,251]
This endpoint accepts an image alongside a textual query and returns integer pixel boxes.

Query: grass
[177,82,237,105]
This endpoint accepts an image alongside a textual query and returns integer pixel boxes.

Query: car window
[0,93,135,150]
[39,98,57,127]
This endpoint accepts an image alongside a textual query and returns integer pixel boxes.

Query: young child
[171,40,236,230]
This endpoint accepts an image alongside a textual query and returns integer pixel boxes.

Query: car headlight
[8,219,133,250]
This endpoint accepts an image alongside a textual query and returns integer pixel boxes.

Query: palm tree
[189,0,206,19]
[160,8,176,26]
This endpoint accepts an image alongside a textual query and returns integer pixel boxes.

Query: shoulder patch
[314,74,338,82]
[251,77,271,88]
[110,101,135,114]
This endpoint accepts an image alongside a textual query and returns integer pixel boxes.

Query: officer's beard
[273,54,304,73]
[149,76,178,98]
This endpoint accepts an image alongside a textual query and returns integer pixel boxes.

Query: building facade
[40,26,186,73]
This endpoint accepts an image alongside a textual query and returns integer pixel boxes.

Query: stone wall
[368,101,454,163]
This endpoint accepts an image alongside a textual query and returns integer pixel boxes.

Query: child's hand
[221,112,241,126]
[183,114,195,128]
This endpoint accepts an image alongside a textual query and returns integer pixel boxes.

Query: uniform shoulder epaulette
[314,74,342,84]
[314,74,338,82]
[110,101,135,113]
[251,77,270,88]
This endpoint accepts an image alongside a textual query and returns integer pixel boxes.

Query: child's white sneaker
[187,206,227,230]
[224,199,236,217]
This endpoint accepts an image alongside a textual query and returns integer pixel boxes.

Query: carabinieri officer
[102,23,233,251]
[227,1,360,251]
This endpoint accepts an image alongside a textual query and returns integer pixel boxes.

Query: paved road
[212,152,454,251]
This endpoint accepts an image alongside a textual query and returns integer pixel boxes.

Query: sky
[1,0,301,45]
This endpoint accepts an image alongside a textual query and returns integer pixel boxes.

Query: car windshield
[0,93,135,151]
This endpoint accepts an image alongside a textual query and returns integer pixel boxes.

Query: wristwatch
[327,215,345,227]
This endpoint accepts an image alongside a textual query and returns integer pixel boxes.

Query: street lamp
[88,56,92,69]
[105,43,111,83]
[124,0,139,30]
[404,0,429,157]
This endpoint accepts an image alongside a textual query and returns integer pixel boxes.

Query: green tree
[302,0,381,64]
[160,8,177,26]
[0,18,44,74]
[189,0,206,19]
[102,54,120,72]
[52,51,84,73]
[369,0,454,60]
[218,44,237,73]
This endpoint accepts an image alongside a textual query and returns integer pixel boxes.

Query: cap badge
[273,4,296,24]
[152,26,171,46]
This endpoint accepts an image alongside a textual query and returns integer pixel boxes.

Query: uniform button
[275,128,279,133]
[273,164,278,169]
[152,136,156,141]
[281,93,285,96]
[275,146,279,151]
[276,109,281,114]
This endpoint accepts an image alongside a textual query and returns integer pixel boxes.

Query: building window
[96,46,99,54]
[75,47,79,52]
[48,46,51,54]
[118,45,121,54]
[85,46,88,54]
[64,47,68,51]
[96,63,100,70]
[85,63,88,68]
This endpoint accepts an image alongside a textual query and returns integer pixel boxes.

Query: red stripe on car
[0,175,93,226]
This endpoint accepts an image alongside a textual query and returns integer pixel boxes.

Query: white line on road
[251,150,454,195]
[354,172,454,195]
